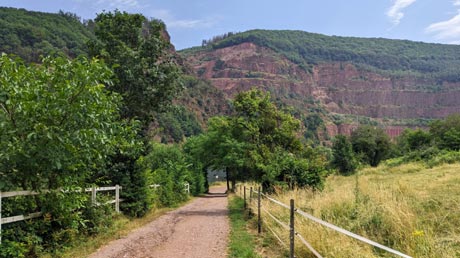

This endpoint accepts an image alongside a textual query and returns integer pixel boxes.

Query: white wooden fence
[149,182,190,194]
[0,185,121,243]
[1,182,191,243]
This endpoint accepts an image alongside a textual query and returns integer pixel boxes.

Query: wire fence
[236,184,412,258]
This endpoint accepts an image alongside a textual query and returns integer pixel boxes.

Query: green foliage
[397,128,432,153]
[331,135,357,175]
[187,89,326,191]
[0,54,135,256]
[0,54,125,191]
[88,10,183,125]
[0,7,95,62]
[303,113,324,142]
[138,143,206,207]
[430,114,460,150]
[156,105,203,143]
[204,29,460,82]
[350,125,391,167]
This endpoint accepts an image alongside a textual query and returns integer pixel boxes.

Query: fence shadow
[177,209,228,217]
[199,192,227,198]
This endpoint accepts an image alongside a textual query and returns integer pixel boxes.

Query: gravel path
[88,186,229,258]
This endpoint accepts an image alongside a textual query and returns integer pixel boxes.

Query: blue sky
[2,0,460,49]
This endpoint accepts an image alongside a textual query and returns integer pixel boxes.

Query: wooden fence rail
[238,183,412,258]
[149,183,190,194]
[0,185,122,243]
[1,182,191,243]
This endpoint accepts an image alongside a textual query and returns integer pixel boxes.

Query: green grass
[228,195,261,258]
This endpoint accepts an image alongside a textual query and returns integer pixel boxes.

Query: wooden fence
[0,185,121,243]
[1,182,191,243]
[149,183,190,194]
[237,184,412,258]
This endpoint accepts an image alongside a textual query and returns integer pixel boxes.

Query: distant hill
[0,7,95,62]
[185,29,460,82]
[181,30,460,141]
[3,7,460,142]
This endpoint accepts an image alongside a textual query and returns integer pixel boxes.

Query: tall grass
[245,162,460,257]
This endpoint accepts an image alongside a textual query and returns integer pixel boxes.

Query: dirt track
[88,186,229,258]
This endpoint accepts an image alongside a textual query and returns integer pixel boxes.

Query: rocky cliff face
[183,42,460,138]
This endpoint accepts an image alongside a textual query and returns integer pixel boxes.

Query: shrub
[331,135,357,175]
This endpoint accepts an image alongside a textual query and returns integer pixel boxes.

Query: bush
[138,143,206,207]
[351,125,391,167]
[331,135,357,175]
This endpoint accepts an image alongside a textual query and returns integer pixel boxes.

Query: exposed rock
[184,42,460,138]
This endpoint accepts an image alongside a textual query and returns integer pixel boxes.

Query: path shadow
[199,192,227,198]
[177,209,228,217]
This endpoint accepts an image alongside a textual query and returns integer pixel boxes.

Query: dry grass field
[246,162,460,257]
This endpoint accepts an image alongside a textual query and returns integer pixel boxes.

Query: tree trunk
[226,168,230,193]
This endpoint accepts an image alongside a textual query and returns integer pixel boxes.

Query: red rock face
[325,124,415,139]
[185,42,460,138]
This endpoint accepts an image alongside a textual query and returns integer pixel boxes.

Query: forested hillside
[0,7,95,62]
[183,30,460,142]
[190,29,460,81]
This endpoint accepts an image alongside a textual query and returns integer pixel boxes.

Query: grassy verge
[228,195,260,258]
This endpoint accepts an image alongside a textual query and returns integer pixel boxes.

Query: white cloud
[95,0,140,9]
[151,9,219,29]
[421,0,460,43]
[426,10,460,40]
[386,0,417,25]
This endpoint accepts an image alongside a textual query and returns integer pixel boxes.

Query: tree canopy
[331,135,357,175]
[0,7,95,62]
[0,54,133,191]
[88,10,183,126]
[350,125,391,167]
[186,89,326,191]
[430,114,460,150]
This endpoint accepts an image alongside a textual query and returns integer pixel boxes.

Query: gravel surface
[88,186,229,258]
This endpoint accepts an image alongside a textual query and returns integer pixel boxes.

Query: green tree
[331,135,357,175]
[350,125,391,167]
[0,54,128,191]
[138,142,205,207]
[88,10,182,126]
[0,7,95,63]
[0,54,137,255]
[186,89,325,191]
[397,128,432,153]
[430,114,460,150]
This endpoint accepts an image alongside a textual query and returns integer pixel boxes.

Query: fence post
[290,199,295,258]
[258,186,261,234]
[185,183,190,195]
[243,186,246,209]
[240,185,242,196]
[250,187,253,205]
[91,186,96,206]
[115,185,120,213]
